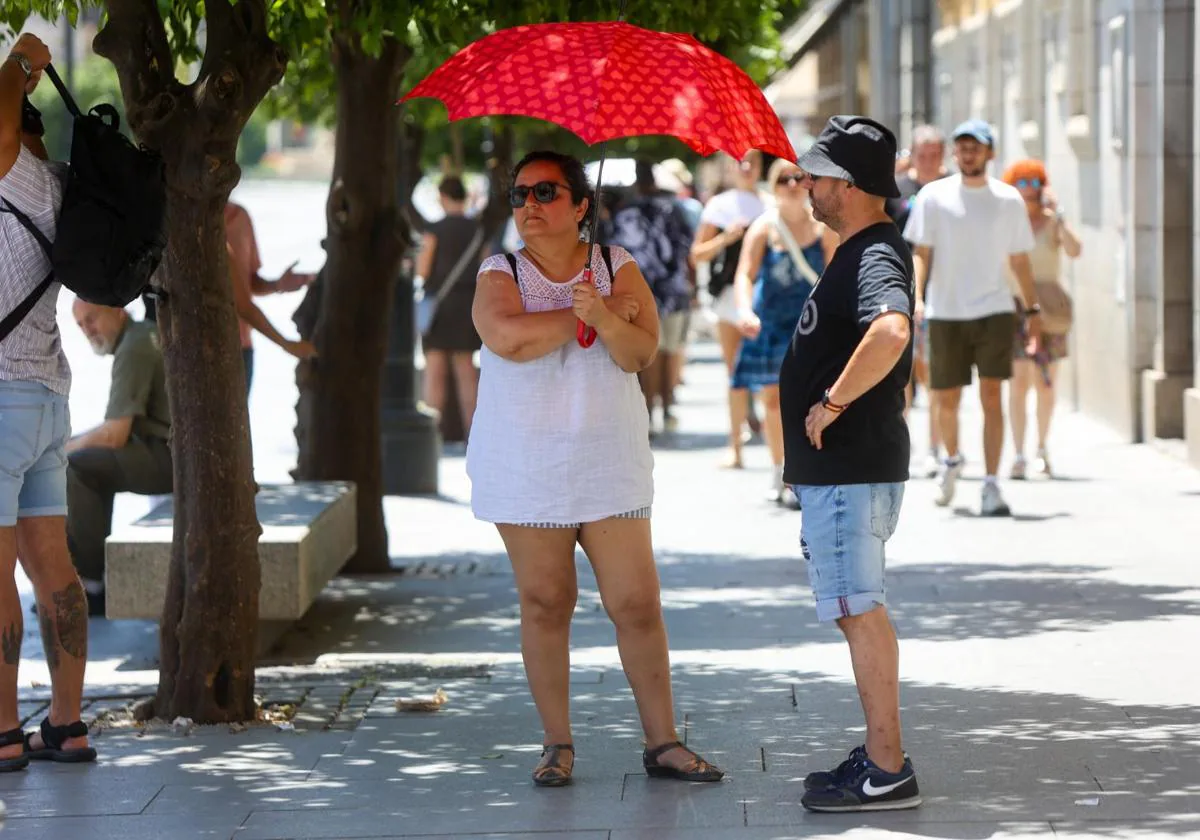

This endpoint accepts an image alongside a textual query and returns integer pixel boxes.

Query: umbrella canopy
[400,21,795,162]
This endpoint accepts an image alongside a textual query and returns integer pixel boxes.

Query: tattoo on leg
[1,621,20,666]
[38,609,59,671]
[53,581,88,660]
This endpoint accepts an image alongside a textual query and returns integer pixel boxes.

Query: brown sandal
[532,743,574,787]
[643,740,724,782]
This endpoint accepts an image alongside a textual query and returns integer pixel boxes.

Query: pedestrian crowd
[0,24,1082,820]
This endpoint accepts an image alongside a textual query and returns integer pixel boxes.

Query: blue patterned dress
[731,239,825,391]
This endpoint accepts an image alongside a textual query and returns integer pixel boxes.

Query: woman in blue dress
[730,158,839,506]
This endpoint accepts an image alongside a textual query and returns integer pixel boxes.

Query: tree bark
[96,0,286,722]
[292,23,409,573]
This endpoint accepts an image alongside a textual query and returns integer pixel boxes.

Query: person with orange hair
[1000,160,1081,478]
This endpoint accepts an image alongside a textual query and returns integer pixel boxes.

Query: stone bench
[105,482,357,654]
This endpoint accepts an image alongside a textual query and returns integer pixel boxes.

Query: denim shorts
[0,380,71,526]
[793,483,905,622]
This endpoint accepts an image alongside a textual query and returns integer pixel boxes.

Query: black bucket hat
[796,115,901,199]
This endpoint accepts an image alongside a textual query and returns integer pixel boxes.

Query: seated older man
[67,300,172,615]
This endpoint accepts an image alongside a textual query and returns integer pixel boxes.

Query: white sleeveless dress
[466,246,655,525]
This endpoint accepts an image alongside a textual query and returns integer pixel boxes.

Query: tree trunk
[96,0,286,722]
[293,33,409,573]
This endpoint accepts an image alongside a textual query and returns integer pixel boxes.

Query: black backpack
[0,65,167,342]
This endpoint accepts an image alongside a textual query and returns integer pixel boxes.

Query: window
[1108,14,1127,151]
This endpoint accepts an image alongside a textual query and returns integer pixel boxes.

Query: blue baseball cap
[952,119,994,147]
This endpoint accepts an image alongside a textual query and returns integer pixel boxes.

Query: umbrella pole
[577,0,624,347]
[577,140,610,348]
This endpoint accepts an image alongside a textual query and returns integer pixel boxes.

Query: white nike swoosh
[862,776,913,797]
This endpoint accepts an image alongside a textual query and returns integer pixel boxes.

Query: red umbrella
[401,20,795,346]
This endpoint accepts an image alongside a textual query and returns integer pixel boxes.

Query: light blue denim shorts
[793,482,905,622]
[0,380,71,526]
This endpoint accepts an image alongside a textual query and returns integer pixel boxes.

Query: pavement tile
[0,778,162,818]
[611,824,1061,839]
[0,814,245,840]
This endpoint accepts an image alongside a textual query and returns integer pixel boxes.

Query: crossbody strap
[768,208,821,287]
[432,224,486,306]
[0,198,55,344]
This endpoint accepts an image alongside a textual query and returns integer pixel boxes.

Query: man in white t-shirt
[902,119,1042,516]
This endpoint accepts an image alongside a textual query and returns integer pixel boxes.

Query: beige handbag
[1035,279,1073,335]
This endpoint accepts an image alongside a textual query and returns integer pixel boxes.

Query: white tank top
[466,246,655,524]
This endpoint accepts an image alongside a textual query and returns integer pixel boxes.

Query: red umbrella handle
[577,266,598,347]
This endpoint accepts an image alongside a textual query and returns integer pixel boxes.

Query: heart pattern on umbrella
[401,21,795,162]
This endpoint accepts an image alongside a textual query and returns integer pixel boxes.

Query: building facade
[766,0,938,155]
[931,0,1200,469]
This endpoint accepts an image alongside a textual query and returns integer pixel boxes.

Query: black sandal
[643,740,724,782]
[532,743,574,787]
[0,726,29,772]
[24,717,97,763]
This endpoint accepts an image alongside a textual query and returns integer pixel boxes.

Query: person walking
[782,115,920,812]
[609,160,694,434]
[691,151,767,466]
[0,33,97,773]
[903,120,1042,516]
[414,175,485,439]
[1000,160,1081,479]
[468,150,723,787]
[885,125,947,478]
[731,158,837,507]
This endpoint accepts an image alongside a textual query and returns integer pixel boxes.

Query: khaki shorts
[928,313,1016,389]
[659,310,689,353]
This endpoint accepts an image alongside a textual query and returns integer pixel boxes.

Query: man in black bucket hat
[779,115,921,812]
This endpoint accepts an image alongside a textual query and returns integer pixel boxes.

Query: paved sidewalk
[2,340,1199,839]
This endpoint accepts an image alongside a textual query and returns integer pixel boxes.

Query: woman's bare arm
[472,270,577,362]
[589,262,660,373]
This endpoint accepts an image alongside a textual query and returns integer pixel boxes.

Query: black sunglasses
[509,181,571,208]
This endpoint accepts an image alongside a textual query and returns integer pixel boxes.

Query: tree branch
[198,0,287,125]
[94,0,176,142]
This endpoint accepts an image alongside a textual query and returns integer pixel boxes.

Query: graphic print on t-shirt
[798,296,818,335]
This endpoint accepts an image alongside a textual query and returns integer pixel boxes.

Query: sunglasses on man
[508,181,571,208]
[1016,178,1043,189]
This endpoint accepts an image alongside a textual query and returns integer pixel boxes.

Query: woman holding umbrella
[468,150,724,787]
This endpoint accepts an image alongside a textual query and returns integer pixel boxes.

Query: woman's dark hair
[511,150,595,232]
[438,175,467,202]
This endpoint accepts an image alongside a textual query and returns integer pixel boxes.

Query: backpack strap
[504,252,518,279]
[0,198,53,257]
[0,198,55,344]
[599,245,615,286]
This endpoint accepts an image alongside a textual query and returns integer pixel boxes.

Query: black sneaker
[801,751,921,812]
[803,745,867,791]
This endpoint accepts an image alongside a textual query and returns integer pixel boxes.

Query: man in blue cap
[902,119,1041,516]
[782,115,920,812]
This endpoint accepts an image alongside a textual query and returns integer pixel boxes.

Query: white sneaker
[1035,448,1053,477]
[1010,456,1027,480]
[980,482,1012,517]
[936,457,964,507]
[921,453,941,479]
[766,466,785,504]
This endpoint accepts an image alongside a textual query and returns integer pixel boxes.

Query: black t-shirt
[779,222,914,486]
[884,173,924,239]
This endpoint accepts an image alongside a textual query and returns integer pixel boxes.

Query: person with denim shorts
[782,116,919,812]
[0,33,97,774]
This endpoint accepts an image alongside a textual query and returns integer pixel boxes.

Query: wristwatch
[6,53,33,80]
[1023,303,1042,317]
[821,388,848,413]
